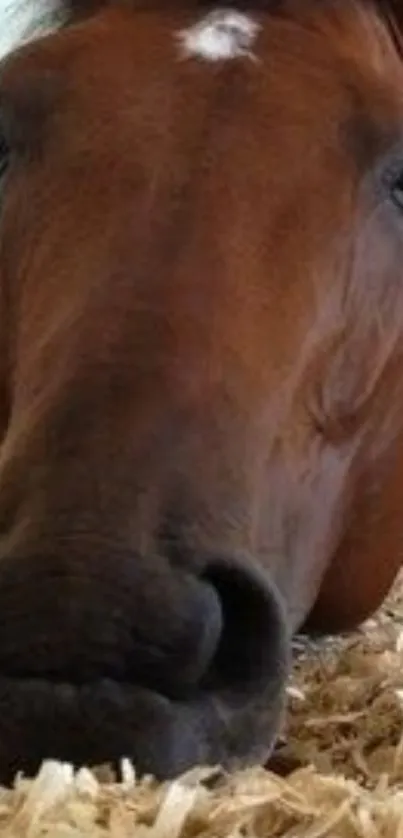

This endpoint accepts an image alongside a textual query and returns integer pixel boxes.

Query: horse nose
[0,550,289,781]
[0,551,286,700]
[0,552,224,695]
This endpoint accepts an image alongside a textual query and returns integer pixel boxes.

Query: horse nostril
[159,575,223,695]
[201,556,289,702]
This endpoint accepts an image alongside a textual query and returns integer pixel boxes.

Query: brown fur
[0,0,402,782]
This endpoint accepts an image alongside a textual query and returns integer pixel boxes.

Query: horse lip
[0,673,173,705]
[0,671,285,784]
[0,675,181,783]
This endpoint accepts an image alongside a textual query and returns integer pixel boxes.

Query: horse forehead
[0,1,262,66]
[2,0,403,182]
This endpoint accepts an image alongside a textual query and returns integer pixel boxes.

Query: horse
[0,0,402,784]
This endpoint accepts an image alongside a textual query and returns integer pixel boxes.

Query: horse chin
[0,676,195,783]
[0,675,281,784]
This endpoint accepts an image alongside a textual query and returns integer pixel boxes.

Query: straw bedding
[2,576,403,837]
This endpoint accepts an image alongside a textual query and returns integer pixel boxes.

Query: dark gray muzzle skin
[0,550,290,784]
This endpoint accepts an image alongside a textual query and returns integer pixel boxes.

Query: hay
[2,577,403,836]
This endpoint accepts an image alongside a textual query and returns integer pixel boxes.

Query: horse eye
[0,134,9,181]
[390,171,403,212]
